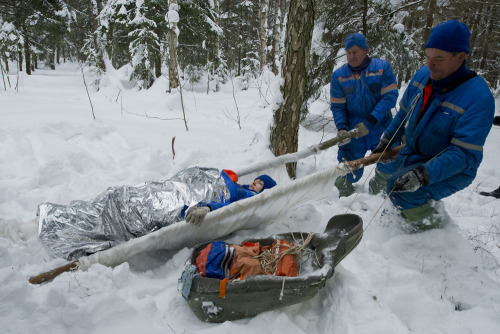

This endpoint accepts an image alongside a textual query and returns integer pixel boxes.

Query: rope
[254,232,316,275]
[292,231,322,272]
[345,92,424,231]
[354,91,447,233]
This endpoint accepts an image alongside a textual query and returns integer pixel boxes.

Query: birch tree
[166,0,179,91]
[270,0,282,75]
[258,0,267,71]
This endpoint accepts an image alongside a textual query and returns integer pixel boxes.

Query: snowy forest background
[1,1,500,332]
[0,0,498,95]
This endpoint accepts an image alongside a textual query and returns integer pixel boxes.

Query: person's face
[249,179,264,193]
[425,48,465,81]
[346,46,369,68]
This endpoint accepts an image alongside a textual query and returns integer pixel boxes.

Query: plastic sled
[180,213,363,322]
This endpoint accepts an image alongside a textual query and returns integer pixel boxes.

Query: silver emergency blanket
[76,162,352,271]
[37,167,230,260]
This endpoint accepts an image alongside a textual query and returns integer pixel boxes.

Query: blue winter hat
[424,20,471,54]
[345,33,369,51]
[255,175,277,192]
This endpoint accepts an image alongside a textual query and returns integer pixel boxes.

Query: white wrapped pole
[235,129,358,176]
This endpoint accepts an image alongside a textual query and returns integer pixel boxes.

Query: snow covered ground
[1,63,499,334]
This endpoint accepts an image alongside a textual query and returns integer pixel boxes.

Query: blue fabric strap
[178,264,199,299]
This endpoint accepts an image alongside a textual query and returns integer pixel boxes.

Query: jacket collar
[431,61,476,94]
[348,56,372,73]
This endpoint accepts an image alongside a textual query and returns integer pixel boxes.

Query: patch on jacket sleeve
[342,86,354,96]
[369,82,382,95]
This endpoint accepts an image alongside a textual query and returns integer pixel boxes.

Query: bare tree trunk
[281,0,288,25]
[57,44,61,64]
[404,13,416,82]
[24,36,31,75]
[270,0,315,178]
[214,0,220,65]
[18,51,23,72]
[3,54,9,72]
[209,0,221,93]
[271,0,281,75]
[479,5,495,70]
[167,0,180,92]
[92,0,106,71]
[154,53,162,79]
[423,0,436,51]
[467,2,483,66]
[48,43,56,70]
[259,0,267,71]
[362,0,368,36]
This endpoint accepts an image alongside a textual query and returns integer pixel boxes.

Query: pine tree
[129,1,161,89]
[0,20,22,77]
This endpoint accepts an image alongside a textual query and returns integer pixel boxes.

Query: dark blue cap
[424,20,470,54]
[345,33,369,51]
[255,175,277,192]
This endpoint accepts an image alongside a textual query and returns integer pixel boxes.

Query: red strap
[417,83,433,122]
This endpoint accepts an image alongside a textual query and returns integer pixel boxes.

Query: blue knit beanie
[256,175,277,191]
[424,20,470,54]
[345,33,369,50]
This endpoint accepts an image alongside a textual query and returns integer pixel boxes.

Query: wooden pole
[346,145,403,171]
[28,261,79,285]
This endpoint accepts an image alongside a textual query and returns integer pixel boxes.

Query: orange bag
[273,239,297,277]
[230,242,263,280]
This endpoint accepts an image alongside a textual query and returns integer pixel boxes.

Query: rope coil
[254,232,316,275]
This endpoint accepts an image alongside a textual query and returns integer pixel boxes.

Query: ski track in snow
[1,63,500,334]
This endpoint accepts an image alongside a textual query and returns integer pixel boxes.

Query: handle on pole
[347,145,403,171]
[29,261,79,285]
[236,129,358,177]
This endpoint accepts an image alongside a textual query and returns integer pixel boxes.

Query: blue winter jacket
[385,65,495,202]
[203,170,257,211]
[330,57,398,137]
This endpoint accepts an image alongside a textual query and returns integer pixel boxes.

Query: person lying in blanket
[37,167,277,260]
[185,170,277,224]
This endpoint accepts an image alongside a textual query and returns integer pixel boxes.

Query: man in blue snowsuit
[330,33,399,196]
[372,20,495,226]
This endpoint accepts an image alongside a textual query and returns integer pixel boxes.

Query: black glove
[391,165,430,193]
[372,134,392,154]
[185,206,211,225]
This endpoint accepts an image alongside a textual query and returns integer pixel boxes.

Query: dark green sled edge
[182,213,363,323]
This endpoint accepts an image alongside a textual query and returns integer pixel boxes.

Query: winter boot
[401,202,443,232]
[368,168,391,195]
[335,176,355,197]
[480,186,500,199]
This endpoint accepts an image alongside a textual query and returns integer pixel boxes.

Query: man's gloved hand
[391,165,430,193]
[337,129,351,146]
[353,122,369,138]
[372,134,392,154]
[185,206,211,225]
